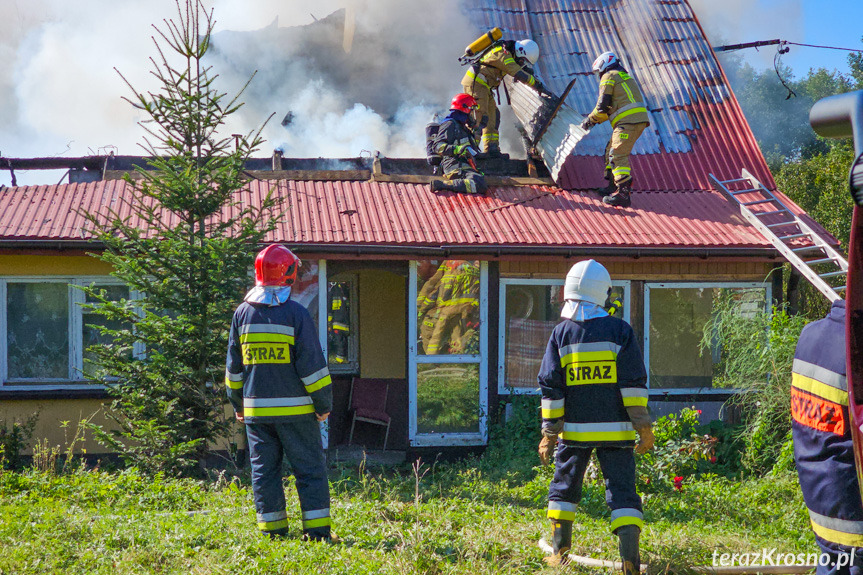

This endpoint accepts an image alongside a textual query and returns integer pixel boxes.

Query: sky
[1,0,862,187]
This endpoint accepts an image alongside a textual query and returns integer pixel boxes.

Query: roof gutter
[0,239,780,259]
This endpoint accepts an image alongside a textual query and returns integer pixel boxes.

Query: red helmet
[254,245,301,287]
[450,93,478,114]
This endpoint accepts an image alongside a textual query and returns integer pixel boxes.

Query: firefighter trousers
[461,81,500,152]
[816,540,863,575]
[547,444,643,533]
[604,122,648,185]
[444,169,487,195]
[246,417,331,537]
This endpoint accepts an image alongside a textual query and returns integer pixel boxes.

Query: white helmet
[592,51,619,76]
[514,39,540,65]
[564,260,611,306]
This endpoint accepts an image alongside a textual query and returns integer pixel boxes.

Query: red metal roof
[463,0,774,192]
[0,179,830,251]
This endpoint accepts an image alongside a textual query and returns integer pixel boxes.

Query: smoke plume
[0,0,480,186]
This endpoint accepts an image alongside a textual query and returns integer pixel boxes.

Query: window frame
[0,276,142,390]
[325,273,360,374]
[497,278,631,395]
[643,281,772,393]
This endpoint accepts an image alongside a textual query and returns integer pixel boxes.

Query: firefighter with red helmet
[580,51,651,208]
[792,299,863,574]
[225,245,334,541]
[461,38,545,157]
[430,94,488,195]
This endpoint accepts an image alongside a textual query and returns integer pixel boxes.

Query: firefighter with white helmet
[225,245,335,541]
[461,37,547,157]
[581,51,651,208]
[537,259,653,573]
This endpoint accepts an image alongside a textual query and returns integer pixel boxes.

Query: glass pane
[291,260,319,328]
[82,285,131,377]
[416,363,480,434]
[416,259,480,356]
[503,283,627,390]
[7,283,69,379]
[327,280,354,366]
[648,287,766,389]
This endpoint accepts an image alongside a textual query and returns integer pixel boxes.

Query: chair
[347,378,391,450]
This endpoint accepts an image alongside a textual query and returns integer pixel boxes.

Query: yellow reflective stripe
[258,518,289,531]
[303,517,332,529]
[600,80,615,87]
[611,107,647,127]
[438,297,478,307]
[621,82,636,103]
[305,375,332,394]
[562,430,636,442]
[542,398,565,419]
[792,373,848,406]
[225,375,243,390]
[239,333,295,344]
[503,58,516,64]
[560,350,617,366]
[244,405,315,417]
[622,396,648,408]
[811,520,863,547]
[610,508,644,531]
[528,76,535,86]
[547,501,576,521]
[466,69,489,88]
[612,167,631,176]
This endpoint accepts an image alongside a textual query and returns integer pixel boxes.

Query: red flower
[710,456,717,464]
[673,476,684,491]
[696,409,702,415]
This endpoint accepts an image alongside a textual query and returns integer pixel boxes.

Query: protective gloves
[626,406,654,455]
[453,144,479,158]
[538,418,564,465]
[580,117,596,131]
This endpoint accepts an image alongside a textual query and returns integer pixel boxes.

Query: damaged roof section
[463,0,772,192]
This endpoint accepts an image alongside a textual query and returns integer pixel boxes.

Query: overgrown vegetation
[0,414,38,470]
[702,294,809,475]
[80,0,279,475]
[0,400,813,574]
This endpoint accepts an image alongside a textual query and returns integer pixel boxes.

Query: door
[409,260,488,447]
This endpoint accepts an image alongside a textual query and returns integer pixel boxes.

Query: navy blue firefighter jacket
[225,298,332,424]
[538,315,648,447]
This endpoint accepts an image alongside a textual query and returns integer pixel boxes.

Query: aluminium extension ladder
[710,169,848,302]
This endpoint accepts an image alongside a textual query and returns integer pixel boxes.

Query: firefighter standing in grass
[792,299,863,575]
[226,245,335,541]
[461,38,546,157]
[537,259,653,573]
[430,94,488,195]
[581,51,650,208]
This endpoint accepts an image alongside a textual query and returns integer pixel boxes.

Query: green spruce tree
[81,0,280,475]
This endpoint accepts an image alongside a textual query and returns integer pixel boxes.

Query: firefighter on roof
[792,299,863,575]
[226,245,335,541]
[430,94,488,195]
[581,51,651,208]
[461,38,546,157]
[537,259,653,573]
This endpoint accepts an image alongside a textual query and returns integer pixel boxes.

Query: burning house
[0,0,842,455]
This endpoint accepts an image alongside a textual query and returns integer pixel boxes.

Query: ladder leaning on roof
[710,169,848,303]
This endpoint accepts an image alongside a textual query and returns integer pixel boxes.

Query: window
[327,277,358,372]
[644,283,770,390]
[0,278,135,387]
[497,279,630,394]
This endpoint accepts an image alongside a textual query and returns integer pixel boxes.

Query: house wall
[0,254,112,276]
[358,269,406,378]
[500,258,775,281]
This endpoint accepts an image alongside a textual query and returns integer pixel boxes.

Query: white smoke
[0,0,481,186]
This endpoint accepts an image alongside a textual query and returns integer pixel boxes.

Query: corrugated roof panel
[1,178,826,250]
[463,0,775,192]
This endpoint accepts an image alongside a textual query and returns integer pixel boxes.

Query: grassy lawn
[0,409,815,574]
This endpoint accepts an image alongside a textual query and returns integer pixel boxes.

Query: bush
[0,414,38,471]
[637,408,718,492]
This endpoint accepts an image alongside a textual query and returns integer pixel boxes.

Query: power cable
[784,41,863,53]
[773,41,796,100]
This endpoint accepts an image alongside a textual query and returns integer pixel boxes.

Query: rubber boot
[617,525,641,575]
[595,168,615,197]
[603,180,632,207]
[481,141,506,159]
[543,519,573,566]
[430,179,452,193]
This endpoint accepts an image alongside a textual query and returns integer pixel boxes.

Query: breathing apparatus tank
[459,28,503,64]
[425,112,443,171]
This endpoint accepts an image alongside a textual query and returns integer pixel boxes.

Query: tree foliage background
[81,0,279,475]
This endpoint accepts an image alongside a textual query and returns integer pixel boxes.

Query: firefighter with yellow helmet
[461,37,547,157]
[537,260,653,573]
[581,51,651,208]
